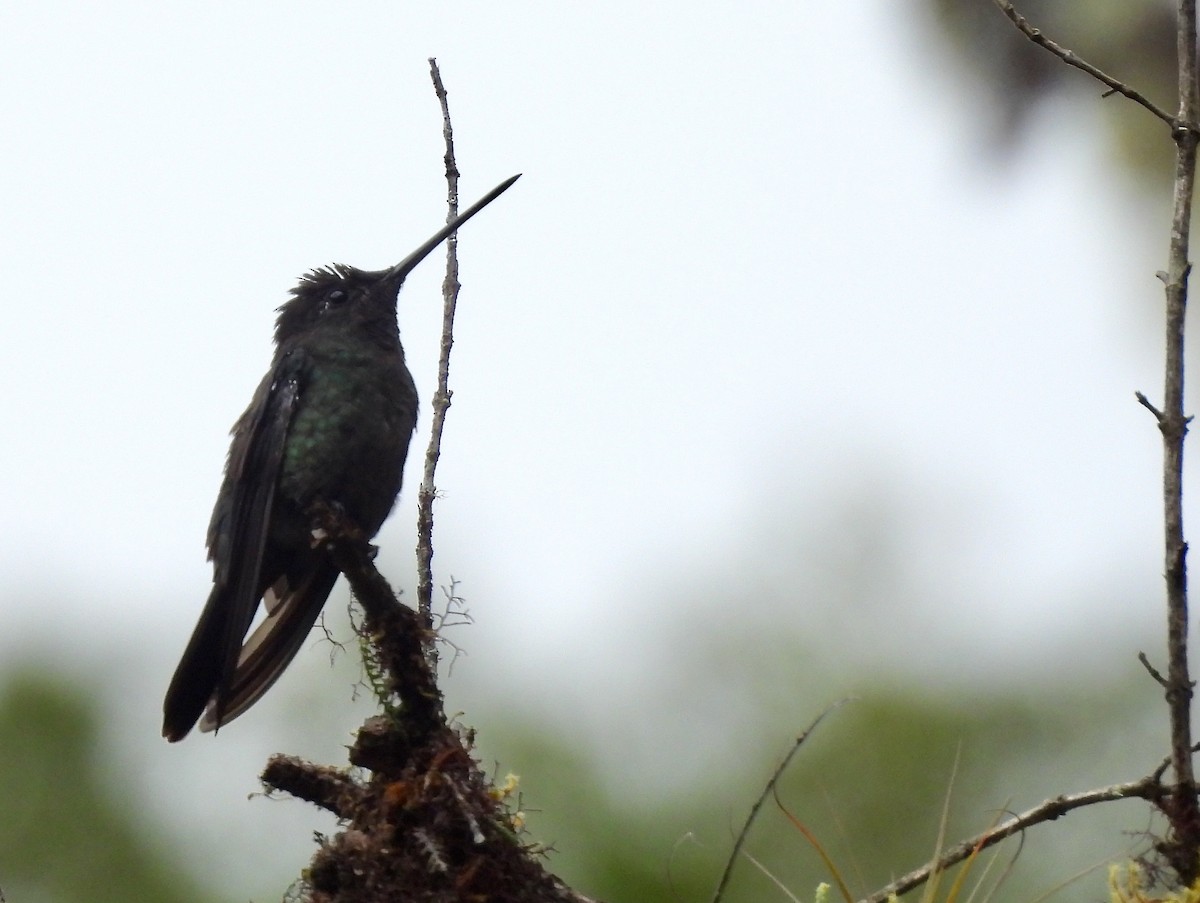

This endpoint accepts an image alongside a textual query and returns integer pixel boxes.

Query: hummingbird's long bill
[384,174,521,283]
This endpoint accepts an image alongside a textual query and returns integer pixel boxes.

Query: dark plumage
[162,175,519,741]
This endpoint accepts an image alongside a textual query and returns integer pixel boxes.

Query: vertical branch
[989,0,1200,882]
[415,57,462,664]
[1160,0,1200,879]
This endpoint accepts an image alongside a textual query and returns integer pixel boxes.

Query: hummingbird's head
[271,173,521,350]
[274,263,406,347]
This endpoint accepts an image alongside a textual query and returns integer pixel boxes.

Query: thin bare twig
[416,57,464,666]
[990,0,1174,126]
[1155,0,1200,881]
[711,700,850,903]
[1140,651,1170,688]
[857,774,1168,903]
[1136,390,1166,422]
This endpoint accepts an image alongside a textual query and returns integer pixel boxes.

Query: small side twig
[1136,390,1166,422]
[414,57,463,668]
[261,754,364,819]
[857,773,1168,903]
[990,0,1174,125]
[1140,651,1170,688]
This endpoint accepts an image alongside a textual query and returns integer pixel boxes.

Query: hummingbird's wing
[162,350,309,741]
[212,351,307,699]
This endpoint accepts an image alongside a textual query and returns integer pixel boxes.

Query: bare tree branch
[990,0,1200,883]
[857,774,1168,903]
[415,56,465,666]
[990,0,1174,125]
[1152,0,1200,881]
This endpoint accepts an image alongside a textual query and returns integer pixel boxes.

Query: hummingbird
[162,175,520,742]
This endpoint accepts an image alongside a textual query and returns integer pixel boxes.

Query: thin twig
[990,0,1174,126]
[1136,390,1165,422]
[1156,0,1200,881]
[416,57,463,666]
[711,700,850,903]
[1139,651,1170,688]
[857,774,1168,903]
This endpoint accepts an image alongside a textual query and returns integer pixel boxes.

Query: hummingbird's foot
[308,500,366,548]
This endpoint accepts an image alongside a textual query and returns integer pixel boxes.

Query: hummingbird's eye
[326,289,348,305]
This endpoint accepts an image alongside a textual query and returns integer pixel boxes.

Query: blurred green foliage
[486,683,1159,903]
[0,656,1162,903]
[0,673,210,903]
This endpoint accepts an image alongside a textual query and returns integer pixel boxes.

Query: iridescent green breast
[279,342,418,535]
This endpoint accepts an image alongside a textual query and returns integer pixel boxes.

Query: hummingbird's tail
[197,563,339,733]
[162,562,339,741]
[162,583,231,742]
